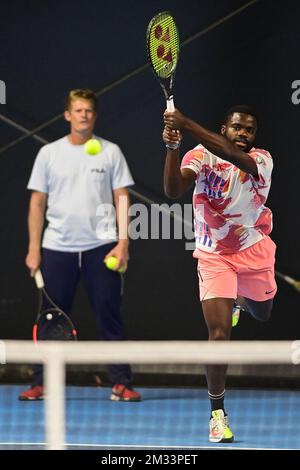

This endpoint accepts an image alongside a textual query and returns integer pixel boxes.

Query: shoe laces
[211,412,226,433]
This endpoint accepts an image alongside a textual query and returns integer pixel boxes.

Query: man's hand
[25,249,41,277]
[104,241,129,272]
[162,126,182,148]
[164,108,187,130]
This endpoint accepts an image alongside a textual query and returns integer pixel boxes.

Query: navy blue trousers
[33,243,132,386]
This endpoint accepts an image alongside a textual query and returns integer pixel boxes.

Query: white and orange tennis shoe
[110,384,141,402]
[209,409,234,443]
[19,385,44,401]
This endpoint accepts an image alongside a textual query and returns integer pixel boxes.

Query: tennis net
[0,340,300,450]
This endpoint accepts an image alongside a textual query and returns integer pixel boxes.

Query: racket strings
[148,12,179,79]
[38,310,76,341]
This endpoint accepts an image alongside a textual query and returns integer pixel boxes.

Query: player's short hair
[65,89,97,111]
[223,105,258,125]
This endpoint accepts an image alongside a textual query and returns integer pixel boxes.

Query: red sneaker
[110,384,141,402]
[19,385,44,401]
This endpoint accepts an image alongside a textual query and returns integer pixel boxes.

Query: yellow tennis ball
[84,138,102,155]
[104,256,125,273]
[105,256,118,270]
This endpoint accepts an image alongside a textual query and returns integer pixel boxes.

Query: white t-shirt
[27,136,134,252]
[181,144,273,254]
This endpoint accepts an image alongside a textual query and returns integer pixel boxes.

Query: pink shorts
[194,236,277,302]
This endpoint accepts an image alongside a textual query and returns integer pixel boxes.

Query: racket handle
[276,271,295,285]
[34,269,45,289]
[167,96,175,112]
[276,270,300,292]
[284,275,297,285]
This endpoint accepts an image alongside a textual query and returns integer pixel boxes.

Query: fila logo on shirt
[91,168,105,174]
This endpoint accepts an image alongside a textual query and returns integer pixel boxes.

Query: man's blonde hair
[65,89,97,111]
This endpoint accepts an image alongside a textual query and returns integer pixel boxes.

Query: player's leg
[41,248,80,311]
[202,297,235,443]
[81,243,141,401]
[196,249,237,442]
[236,296,273,322]
[202,297,233,394]
[236,237,277,323]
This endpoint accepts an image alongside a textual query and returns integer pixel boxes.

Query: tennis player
[163,105,277,442]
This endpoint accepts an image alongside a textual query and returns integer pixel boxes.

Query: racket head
[147,11,180,80]
[33,308,77,343]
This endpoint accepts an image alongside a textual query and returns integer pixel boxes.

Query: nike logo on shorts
[265,288,276,294]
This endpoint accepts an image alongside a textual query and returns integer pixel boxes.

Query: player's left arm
[164,109,258,176]
[106,187,130,270]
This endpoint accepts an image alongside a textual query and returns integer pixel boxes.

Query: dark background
[0,0,299,342]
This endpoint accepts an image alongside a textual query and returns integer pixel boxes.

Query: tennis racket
[33,269,77,343]
[147,11,180,112]
[275,270,300,293]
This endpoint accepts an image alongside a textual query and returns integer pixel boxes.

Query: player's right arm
[25,191,48,276]
[163,126,196,198]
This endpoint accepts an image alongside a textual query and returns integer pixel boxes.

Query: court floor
[0,385,299,450]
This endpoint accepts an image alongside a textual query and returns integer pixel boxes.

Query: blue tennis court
[0,385,299,450]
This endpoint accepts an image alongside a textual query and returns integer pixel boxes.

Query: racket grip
[34,269,45,289]
[284,275,297,285]
[167,96,175,112]
[277,273,295,285]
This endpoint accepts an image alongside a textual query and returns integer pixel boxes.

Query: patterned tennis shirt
[181,144,273,254]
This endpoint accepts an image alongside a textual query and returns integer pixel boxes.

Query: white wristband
[166,142,180,150]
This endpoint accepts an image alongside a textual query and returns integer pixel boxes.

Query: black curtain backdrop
[0,0,299,341]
